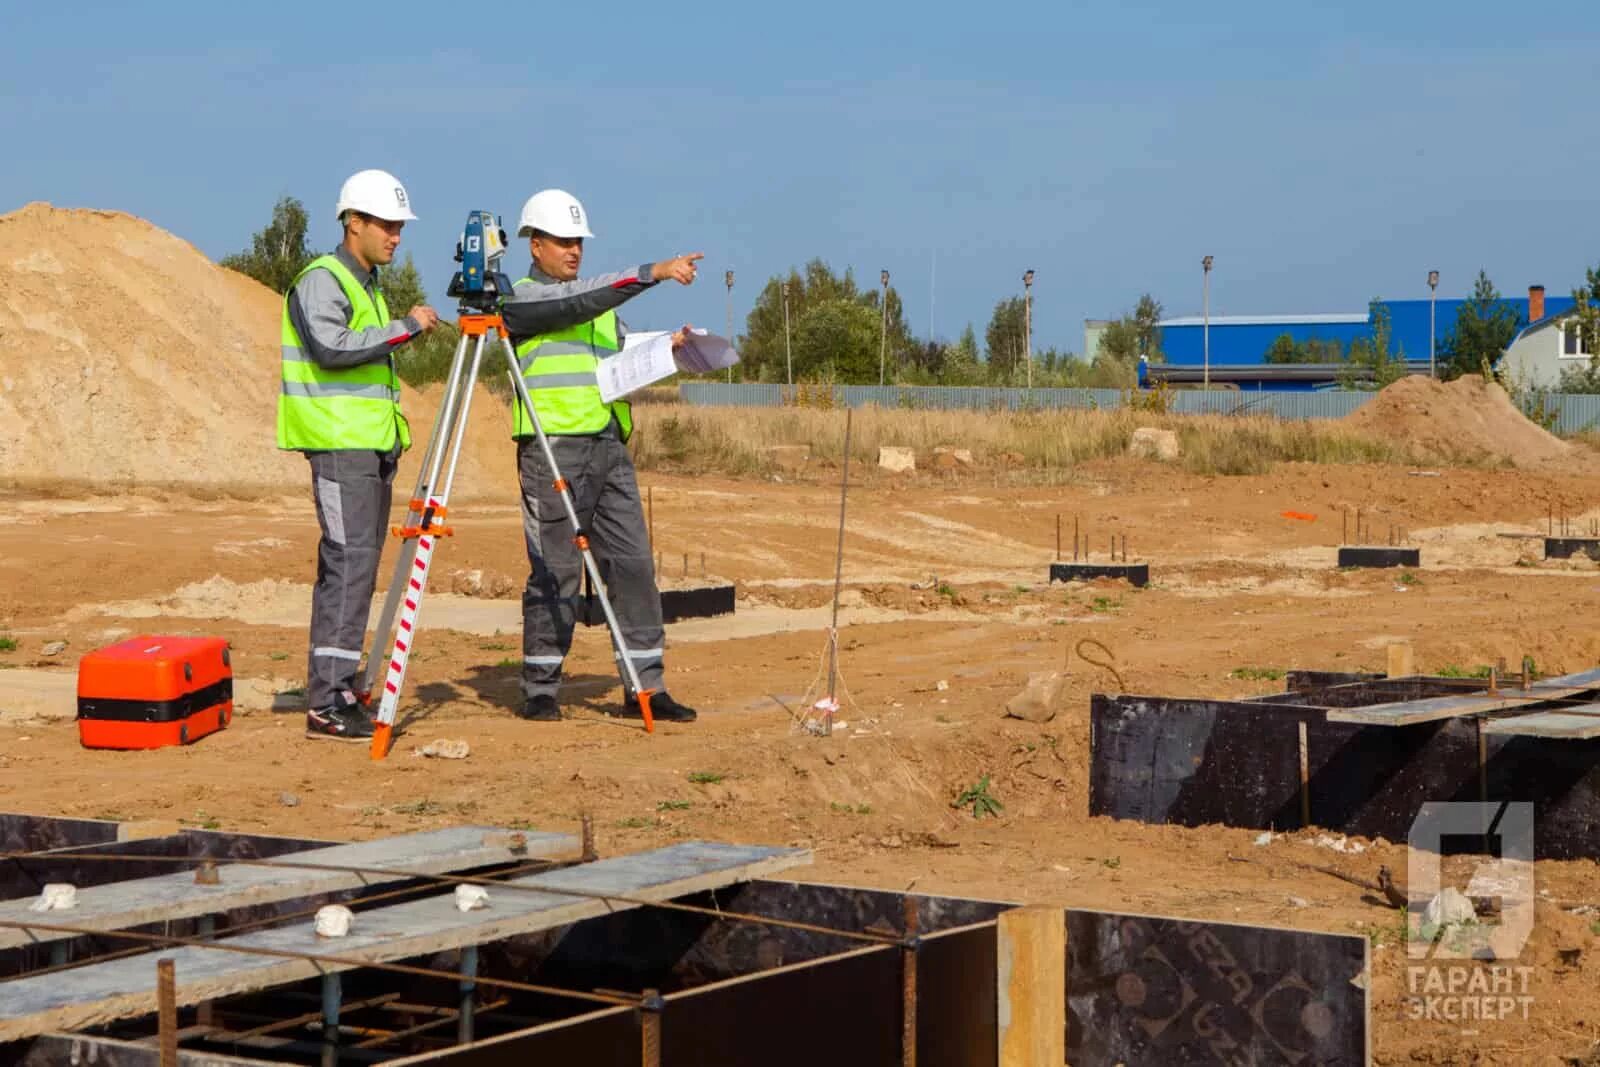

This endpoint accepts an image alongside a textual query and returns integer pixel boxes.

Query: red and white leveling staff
[363,314,654,760]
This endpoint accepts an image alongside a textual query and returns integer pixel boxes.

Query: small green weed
[495,658,519,669]
[1397,571,1420,586]
[688,771,725,785]
[829,801,872,815]
[480,642,512,651]
[656,799,692,812]
[935,582,958,600]
[0,636,16,653]
[1230,666,1285,682]
[1437,664,1493,680]
[1102,856,1122,870]
[615,816,650,829]
[1089,596,1121,613]
[268,651,288,662]
[391,799,448,817]
[953,775,1003,819]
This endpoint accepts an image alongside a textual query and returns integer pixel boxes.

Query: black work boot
[608,691,698,723]
[517,694,563,722]
[306,691,375,742]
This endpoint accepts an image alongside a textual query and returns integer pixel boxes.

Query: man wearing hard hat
[501,189,702,724]
[278,169,440,742]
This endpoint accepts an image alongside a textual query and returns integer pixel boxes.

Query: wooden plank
[0,826,575,951]
[1538,667,1600,689]
[1385,644,1414,679]
[1324,686,1591,726]
[15,1032,282,1066]
[0,842,808,1042]
[996,907,1064,1067]
[1482,712,1600,739]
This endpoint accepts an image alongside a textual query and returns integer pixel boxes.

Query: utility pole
[782,279,793,386]
[1202,255,1214,389]
[1428,269,1439,378]
[724,270,734,384]
[879,269,890,387]
[1023,269,1035,389]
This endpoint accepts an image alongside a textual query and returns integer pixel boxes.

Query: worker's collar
[526,264,577,284]
[334,245,380,284]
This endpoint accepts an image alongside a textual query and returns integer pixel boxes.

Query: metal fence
[677,383,1373,419]
[676,382,1600,433]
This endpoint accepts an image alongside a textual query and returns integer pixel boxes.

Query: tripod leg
[369,330,491,758]
[359,328,475,699]
[499,336,655,731]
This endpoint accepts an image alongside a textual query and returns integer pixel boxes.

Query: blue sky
[4,1,1598,355]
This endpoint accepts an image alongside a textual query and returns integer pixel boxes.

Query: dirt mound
[0,203,509,496]
[1343,374,1573,468]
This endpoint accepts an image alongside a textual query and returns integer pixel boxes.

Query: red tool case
[76,635,233,749]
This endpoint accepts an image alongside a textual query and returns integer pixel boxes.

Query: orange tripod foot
[369,721,394,761]
[638,689,656,733]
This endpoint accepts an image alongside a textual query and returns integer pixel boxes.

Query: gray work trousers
[305,448,399,708]
[518,428,665,701]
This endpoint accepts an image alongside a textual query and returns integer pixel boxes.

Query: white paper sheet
[596,332,678,403]
[595,329,743,402]
[673,330,740,374]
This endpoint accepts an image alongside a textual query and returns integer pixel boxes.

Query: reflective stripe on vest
[276,255,412,452]
[511,295,632,440]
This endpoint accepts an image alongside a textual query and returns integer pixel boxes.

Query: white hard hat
[517,189,594,239]
[335,169,418,222]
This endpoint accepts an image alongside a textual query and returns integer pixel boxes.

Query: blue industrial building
[1133,287,1571,391]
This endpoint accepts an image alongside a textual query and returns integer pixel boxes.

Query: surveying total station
[358,211,657,759]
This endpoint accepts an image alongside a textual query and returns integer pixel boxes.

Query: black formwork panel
[4,873,1368,1067]
[1544,537,1600,561]
[1090,687,1600,859]
[1337,545,1420,568]
[0,814,119,857]
[1068,911,1367,1065]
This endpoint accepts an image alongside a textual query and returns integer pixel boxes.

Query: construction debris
[313,905,354,938]
[1004,671,1065,724]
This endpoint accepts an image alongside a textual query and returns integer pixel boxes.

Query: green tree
[385,252,462,387]
[1343,298,1406,390]
[1094,318,1140,363]
[1303,337,1347,363]
[1557,265,1600,392]
[791,299,881,382]
[985,297,1027,380]
[738,260,914,383]
[1132,294,1164,360]
[942,324,983,385]
[1264,333,1302,364]
[220,196,313,293]
[1440,270,1519,381]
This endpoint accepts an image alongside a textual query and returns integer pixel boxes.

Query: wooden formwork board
[1324,686,1593,726]
[0,826,574,951]
[0,842,808,1043]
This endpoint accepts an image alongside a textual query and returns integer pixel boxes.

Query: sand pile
[1343,374,1573,468]
[0,203,509,495]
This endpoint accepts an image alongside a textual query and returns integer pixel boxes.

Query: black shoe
[608,691,698,723]
[305,697,375,742]
[517,694,563,722]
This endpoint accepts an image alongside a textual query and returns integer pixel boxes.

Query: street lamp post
[782,279,793,386]
[725,270,735,384]
[1202,255,1214,390]
[1023,269,1035,389]
[879,269,890,387]
[1428,270,1439,378]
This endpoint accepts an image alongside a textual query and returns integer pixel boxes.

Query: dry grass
[627,404,1417,479]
